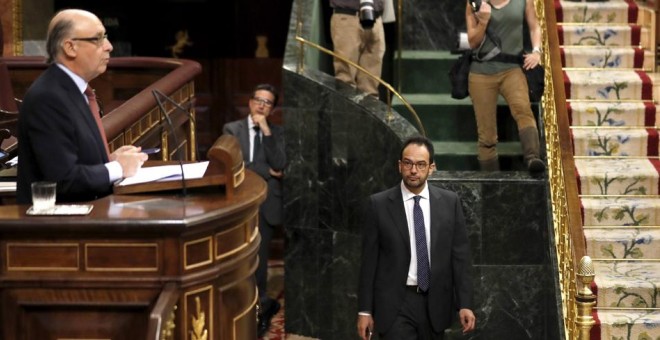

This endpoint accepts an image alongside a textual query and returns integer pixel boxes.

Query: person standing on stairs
[329,0,386,98]
[221,84,286,338]
[465,0,546,172]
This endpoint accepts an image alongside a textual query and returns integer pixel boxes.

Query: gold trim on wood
[214,211,258,261]
[12,0,23,55]
[190,297,208,340]
[184,286,213,340]
[161,304,177,340]
[233,287,259,340]
[233,162,245,188]
[84,243,159,272]
[183,236,213,270]
[7,243,79,271]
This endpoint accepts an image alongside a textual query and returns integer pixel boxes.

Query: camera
[470,0,482,12]
[359,0,376,29]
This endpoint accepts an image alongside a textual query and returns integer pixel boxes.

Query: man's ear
[62,40,78,58]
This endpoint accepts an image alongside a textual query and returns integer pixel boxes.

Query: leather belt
[406,285,427,294]
[334,7,382,18]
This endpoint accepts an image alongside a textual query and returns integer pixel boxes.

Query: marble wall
[282,0,562,338]
[400,0,467,51]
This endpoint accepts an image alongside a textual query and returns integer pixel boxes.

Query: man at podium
[222,83,286,337]
[16,9,148,204]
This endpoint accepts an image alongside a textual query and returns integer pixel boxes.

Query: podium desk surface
[0,170,266,233]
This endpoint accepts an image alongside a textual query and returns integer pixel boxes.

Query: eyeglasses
[71,33,108,47]
[401,159,429,171]
[252,97,274,107]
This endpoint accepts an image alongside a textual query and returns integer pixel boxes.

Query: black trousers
[380,288,443,340]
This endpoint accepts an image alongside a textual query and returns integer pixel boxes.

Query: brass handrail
[294,35,426,137]
[536,0,593,336]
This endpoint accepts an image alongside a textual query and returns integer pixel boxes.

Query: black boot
[519,127,546,173]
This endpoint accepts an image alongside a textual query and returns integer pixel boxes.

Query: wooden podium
[113,135,245,199]
[0,136,265,340]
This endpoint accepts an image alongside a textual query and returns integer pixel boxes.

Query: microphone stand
[152,89,197,158]
[152,89,188,197]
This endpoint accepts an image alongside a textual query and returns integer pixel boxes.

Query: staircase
[557,0,660,338]
[392,51,539,171]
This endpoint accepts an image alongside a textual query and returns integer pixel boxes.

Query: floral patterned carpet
[556,0,660,338]
[259,260,319,340]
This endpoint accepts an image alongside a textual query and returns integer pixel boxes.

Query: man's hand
[357,314,374,340]
[251,113,272,136]
[459,308,476,333]
[111,145,148,178]
[269,168,284,179]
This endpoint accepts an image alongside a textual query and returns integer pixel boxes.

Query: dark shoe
[527,157,546,173]
[257,299,281,338]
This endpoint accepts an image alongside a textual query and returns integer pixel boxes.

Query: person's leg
[469,72,501,170]
[256,211,272,303]
[381,290,440,340]
[331,13,362,88]
[380,290,419,340]
[499,68,546,172]
[356,17,385,97]
[256,210,279,337]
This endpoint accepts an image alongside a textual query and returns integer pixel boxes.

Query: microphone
[151,88,197,156]
[152,89,192,197]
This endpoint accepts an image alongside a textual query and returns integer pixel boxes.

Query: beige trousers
[330,13,385,97]
[468,68,538,161]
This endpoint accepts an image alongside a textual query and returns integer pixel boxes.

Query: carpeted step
[392,94,539,142]
[575,158,660,195]
[395,51,456,93]
[593,261,660,308]
[560,46,648,69]
[593,309,660,339]
[558,24,644,47]
[555,0,638,24]
[568,101,659,127]
[564,70,653,100]
[571,128,659,156]
[584,227,660,259]
[581,196,660,226]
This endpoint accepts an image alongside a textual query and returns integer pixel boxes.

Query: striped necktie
[84,86,110,158]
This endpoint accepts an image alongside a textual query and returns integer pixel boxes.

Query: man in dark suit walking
[357,136,476,339]
[17,9,148,204]
[222,84,286,337]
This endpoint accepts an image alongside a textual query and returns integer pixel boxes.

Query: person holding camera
[330,0,385,98]
[465,0,546,172]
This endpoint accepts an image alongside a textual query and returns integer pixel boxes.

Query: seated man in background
[222,83,286,337]
[16,9,148,204]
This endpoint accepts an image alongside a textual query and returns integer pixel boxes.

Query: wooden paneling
[0,171,266,339]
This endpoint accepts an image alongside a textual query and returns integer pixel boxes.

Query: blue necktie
[413,196,430,292]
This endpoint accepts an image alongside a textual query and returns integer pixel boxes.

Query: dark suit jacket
[222,117,286,225]
[17,64,111,204]
[358,183,473,333]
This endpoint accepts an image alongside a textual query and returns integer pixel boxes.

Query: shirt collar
[55,63,88,95]
[400,181,430,202]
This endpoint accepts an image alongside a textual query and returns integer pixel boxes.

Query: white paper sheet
[117,161,209,186]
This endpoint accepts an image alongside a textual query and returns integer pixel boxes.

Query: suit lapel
[429,186,443,262]
[54,66,108,161]
[237,119,251,162]
[387,187,411,255]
